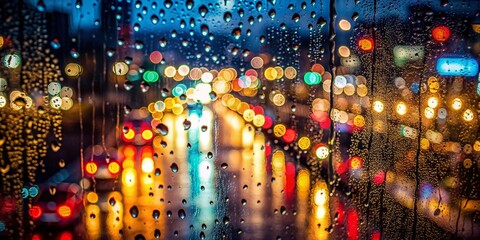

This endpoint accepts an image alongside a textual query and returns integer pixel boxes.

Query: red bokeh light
[29,206,42,219]
[282,128,297,143]
[358,38,374,52]
[432,26,451,43]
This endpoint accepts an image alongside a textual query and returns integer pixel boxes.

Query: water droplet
[199,5,208,17]
[207,152,213,159]
[199,25,210,37]
[221,163,228,169]
[351,12,359,21]
[140,81,150,92]
[152,209,160,219]
[178,209,186,219]
[159,38,167,47]
[155,168,161,176]
[124,81,134,91]
[107,48,115,57]
[292,13,300,22]
[49,186,56,195]
[200,232,205,239]
[124,105,132,115]
[154,229,161,238]
[167,210,172,217]
[170,163,178,173]
[256,1,262,11]
[36,0,46,11]
[280,206,287,215]
[51,140,60,152]
[223,216,230,224]
[186,0,194,9]
[224,12,232,22]
[156,123,169,136]
[268,9,276,19]
[109,197,116,206]
[201,125,208,132]
[164,0,172,8]
[134,234,145,240]
[58,159,65,168]
[232,28,241,40]
[90,213,96,219]
[182,119,191,130]
[317,17,327,28]
[151,15,159,24]
[241,199,247,205]
[130,206,139,218]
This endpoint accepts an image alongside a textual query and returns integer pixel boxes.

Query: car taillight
[141,129,153,141]
[123,128,135,141]
[85,162,98,175]
[29,206,42,219]
[57,205,72,218]
[108,161,121,175]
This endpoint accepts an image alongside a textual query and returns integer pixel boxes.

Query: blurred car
[29,183,83,226]
[122,119,154,145]
[84,155,122,180]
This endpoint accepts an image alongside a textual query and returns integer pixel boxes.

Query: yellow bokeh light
[296,169,310,191]
[473,141,480,152]
[338,19,351,31]
[315,146,329,159]
[338,46,351,58]
[314,186,328,206]
[85,162,98,175]
[250,56,264,69]
[274,66,284,79]
[124,128,135,140]
[108,161,121,174]
[141,129,153,140]
[201,72,214,83]
[298,136,311,150]
[65,63,83,77]
[122,159,134,169]
[427,97,438,108]
[236,102,250,114]
[284,66,297,79]
[273,124,286,137]
[112,62,128,76]
[164,98,175,109]
[172,103,184,115]
[264,67,277,81]
[122,168,136,187]
[86,192,98,204]
[141,157,154,173]
[396,102,407,115]
[271,150,285,171]
[452,98,462,110]
[164,66,176,78]
[243,109,255,122]
[353,115,365,127]
[253,114,265,127]
[420,138,430,150]
[424,107,435,119]
[189,67,203,80]
[463,109,474,122]
[177,65,190,76]
[373,100,384,113]
[272,93,285,106]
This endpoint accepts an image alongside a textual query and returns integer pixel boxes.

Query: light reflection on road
[79,104,334,240]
